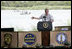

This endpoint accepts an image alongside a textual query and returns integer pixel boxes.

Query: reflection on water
[1,10,71,31]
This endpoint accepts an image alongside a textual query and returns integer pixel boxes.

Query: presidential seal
[43,22,48,28]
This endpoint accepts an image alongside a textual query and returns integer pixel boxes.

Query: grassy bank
[1,5,71,10]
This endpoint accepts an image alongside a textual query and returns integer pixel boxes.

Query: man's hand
[31,17,35,19]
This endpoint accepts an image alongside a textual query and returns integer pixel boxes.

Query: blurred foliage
[1,1,71,10]
[67,18,71,26]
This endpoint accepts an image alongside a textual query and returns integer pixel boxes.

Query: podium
[37,21,52,31]
[41,31,50,46]
[37,21,52,46]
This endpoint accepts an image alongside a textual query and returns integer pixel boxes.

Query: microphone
[43,16,46,21]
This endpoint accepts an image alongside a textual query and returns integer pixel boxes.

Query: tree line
[1,1,71,7]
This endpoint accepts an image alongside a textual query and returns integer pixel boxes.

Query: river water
[1,10,71,31]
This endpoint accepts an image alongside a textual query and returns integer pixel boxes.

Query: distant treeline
[1,1,71,7]
[1,1,71,10]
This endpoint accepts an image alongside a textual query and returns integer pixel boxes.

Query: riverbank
[1,5,71,10]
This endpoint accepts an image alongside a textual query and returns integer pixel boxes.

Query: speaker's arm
[31,17,40,20]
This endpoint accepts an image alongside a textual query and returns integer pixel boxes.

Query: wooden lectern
[41,31,50,46]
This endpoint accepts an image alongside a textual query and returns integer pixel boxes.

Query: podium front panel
[18,31,42,48]
[50,31,71,46]
[1,32,18,48]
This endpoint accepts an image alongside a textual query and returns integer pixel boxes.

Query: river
[1,10,71,31]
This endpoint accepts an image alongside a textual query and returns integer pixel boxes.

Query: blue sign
[56,33,67,44]
[24,33,36,45]
[61,28,68,31]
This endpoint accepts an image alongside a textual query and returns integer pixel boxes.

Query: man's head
[45,8,49,15]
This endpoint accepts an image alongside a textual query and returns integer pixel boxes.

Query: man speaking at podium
[31,8,54,31]
[31,8,54,23]
[31,8,54,46]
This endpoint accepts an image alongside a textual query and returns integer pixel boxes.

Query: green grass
[1,5,71,10]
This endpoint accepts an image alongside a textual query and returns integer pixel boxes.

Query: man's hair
[45,8,49,12]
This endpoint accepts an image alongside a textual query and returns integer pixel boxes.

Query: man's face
[45,9,49,15]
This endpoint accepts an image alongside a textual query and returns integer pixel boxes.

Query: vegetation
[67,18,71,26]
[1,1,71,10]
